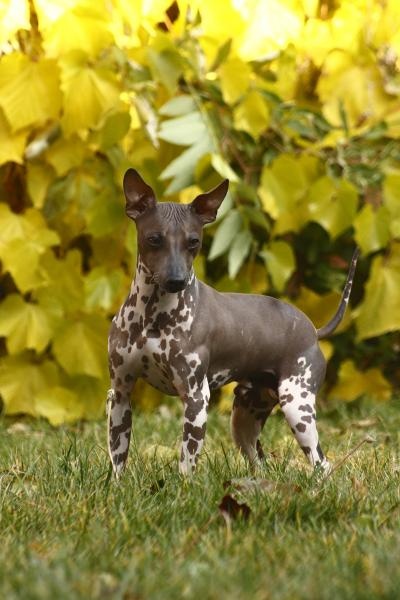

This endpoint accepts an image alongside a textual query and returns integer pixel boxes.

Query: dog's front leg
[107,384,134,478]
[179,375,210,475]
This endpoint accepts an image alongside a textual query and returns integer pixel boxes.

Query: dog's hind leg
[278,351,330,472]
[231,381,278,464]
[107,384,134,478]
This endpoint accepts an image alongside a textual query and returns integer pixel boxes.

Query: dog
[107,169,359,476]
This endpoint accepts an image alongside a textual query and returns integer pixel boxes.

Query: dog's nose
[165,278,186,293]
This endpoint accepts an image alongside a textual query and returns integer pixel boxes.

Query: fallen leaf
[218,494,251,521]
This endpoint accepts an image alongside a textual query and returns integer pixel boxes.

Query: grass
[1,399,400,600]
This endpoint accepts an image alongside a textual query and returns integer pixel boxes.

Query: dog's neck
[128,256,197,316]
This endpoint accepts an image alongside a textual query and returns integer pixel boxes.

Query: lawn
[0,399,399,600]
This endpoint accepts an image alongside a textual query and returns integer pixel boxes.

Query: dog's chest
[121,288,197,394]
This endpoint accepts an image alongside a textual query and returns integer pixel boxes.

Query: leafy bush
[0,0,399,422]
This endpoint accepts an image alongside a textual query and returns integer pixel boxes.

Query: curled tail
[317,247,360,340]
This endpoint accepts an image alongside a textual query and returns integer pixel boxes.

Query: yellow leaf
[293,287,351,332]
[132,380,164,412]
[236,0,304,61]
[59,50,120,136]
[354,204,391,254]
[299,3,364,67]
[34,386,84,426]
[307,177,358,238]
[0,0,29,39]
[329,360,392,402]
[319,340,333,362]
[383,170,400,238]
[0,53,61,132]
[46,135,88,176]
[0,294,52,355]
[53,314,109,378]
[36,250,84,313]
[0,108,27,165]
[68,374,107,420]
[0,206,60,292]
[40,2,113,58]
[0,354,59,416]
[258,154,319,233]
[218,58,251,105]
[354,243,400,340]
[27,163,55,208]
[317,52,390,129]
[233,91,270,139]
[261,240,295,292]
[84,266,124,311]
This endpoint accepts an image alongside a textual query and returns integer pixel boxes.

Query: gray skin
[107,169,359,477]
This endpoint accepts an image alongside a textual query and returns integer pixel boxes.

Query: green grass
[1,399,400,600]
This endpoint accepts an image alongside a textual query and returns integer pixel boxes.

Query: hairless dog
[107,169,359,477]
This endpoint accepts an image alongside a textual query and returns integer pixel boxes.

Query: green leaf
[158,111,208,146]
[260,240,296,291]
[208,210,242,260]
[355,243,400,340]
[211,153,239,182]
[308,177,358,238]
[228,229,252,278]
[161,136,214,194]
[354,204,391,254]
[147,46,182,94]
[53,314,109,378]
[159,95,196,117]
[0,294,53,355]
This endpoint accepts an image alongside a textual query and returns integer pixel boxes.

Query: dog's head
[123,169,229,293]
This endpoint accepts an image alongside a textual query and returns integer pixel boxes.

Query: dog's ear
[123,169,156,220]
[190,180,229,224]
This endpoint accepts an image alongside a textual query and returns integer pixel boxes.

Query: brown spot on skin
[296,423,306,433]
[160,339,167,351]
[183,421,206,440]
[111,350,124,368]
[280,393,294,403]
[301,415,312,423]
[187,438,198,454]
[128,310,134,321]
[299,404,313,413]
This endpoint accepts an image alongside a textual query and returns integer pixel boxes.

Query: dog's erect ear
[190,179,229,224]
[123,169,156,220]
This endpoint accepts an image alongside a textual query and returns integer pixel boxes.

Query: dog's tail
[317,247,360,340]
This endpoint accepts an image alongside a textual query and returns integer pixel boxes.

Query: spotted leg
[179,375,210,475]
[231,381,278,464]
[278,353,330,472]
[107,384,134,478]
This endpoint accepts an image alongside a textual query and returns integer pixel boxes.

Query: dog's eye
[147,234,163,247]
[188,236,200,249]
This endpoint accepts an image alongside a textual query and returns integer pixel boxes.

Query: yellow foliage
[0,0,398,424]
[329,360,392,402]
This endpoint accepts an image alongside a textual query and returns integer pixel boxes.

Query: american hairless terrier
[107,169,359,476]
